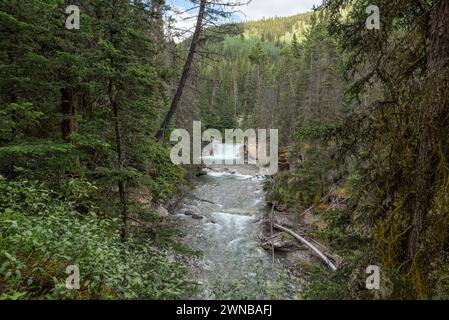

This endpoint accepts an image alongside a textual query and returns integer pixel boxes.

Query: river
[175,143,303,299]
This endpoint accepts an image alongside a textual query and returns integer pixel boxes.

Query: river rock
[261,233,297,252]
[196,170,208,177]
[274,214,295,229]
[154,204,170,217]
[191,213,204,220]
[183,207,201,216]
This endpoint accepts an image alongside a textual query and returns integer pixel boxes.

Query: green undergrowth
[0,176,193,300]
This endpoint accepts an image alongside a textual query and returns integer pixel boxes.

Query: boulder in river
[196,170,208,177]
[191,213,204,220]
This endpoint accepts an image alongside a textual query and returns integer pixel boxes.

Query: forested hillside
[1,0,448,301]
[0,0,190,299]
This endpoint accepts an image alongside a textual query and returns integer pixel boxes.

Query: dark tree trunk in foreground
[407,0,449,292]
[155,0,207,141]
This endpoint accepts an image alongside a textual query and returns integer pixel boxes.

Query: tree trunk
[109,81,128,242]
[407,0,449,291]
[273,223,337,272]
[108,2,128,241]
[61,87,76,143]
[305,49,313,125]
[155,0,207,141]
[233,75,238,117]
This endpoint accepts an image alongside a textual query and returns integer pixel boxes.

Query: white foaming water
[200,142,267,180]
[211,211,253,230]
[206,171,253,180]
[202,143,244,163]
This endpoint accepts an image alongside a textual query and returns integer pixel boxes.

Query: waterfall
[202,143,244,163]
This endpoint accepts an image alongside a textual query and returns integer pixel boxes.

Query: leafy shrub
[0,176,191,300]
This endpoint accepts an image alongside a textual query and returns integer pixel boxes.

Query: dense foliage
[188,1,449,299]
[0,0,188,299]
[0,176,189,299]
[1,0,448,300]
